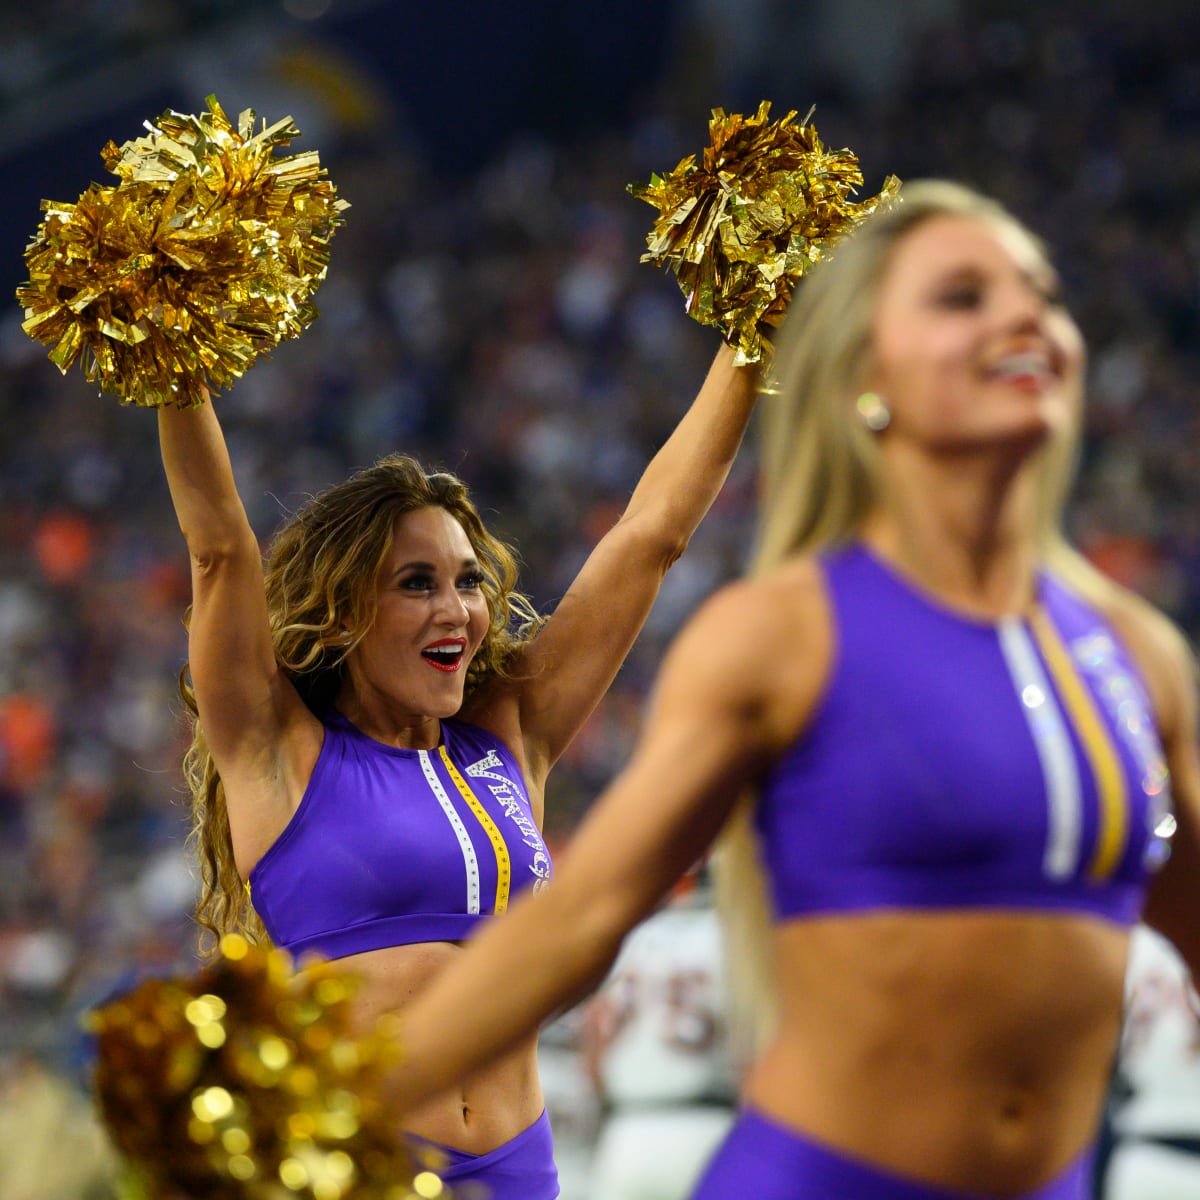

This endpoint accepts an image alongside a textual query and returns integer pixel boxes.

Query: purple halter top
[756,544,1173,925]
[249,713,553,960]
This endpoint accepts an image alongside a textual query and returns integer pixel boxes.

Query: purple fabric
[755,543,1170,925]
[249,714,552,960]
[691,1107,1093,1200]
[408,1109,559,1200]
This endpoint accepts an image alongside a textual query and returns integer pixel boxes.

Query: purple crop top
[248,714,553,961]
[755,544,1174,926]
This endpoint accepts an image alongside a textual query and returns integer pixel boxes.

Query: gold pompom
[628,101,900,371]
[87,935,449,1199]
[16,95,349,408]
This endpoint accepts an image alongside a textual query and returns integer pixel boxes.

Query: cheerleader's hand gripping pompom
[628,101,900,372]
[16,94,349,408]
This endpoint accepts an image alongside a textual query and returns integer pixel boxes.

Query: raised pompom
[87,935,449,1199]
[16,95,349,408]
[628,101,900,371]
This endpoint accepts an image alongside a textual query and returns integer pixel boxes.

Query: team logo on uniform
[467,749,553,884]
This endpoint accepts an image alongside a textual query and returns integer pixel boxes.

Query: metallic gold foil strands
[86,934,442,1200]
[628,101,900,372]
[16,95,348,408]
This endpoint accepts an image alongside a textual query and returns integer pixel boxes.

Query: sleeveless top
[249,713,553,960]
[755,544,1174,925]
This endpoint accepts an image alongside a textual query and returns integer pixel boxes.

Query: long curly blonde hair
[180,453,541,955]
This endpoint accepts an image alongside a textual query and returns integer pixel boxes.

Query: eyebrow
[934,261,1058,289]
[391,557,480,578]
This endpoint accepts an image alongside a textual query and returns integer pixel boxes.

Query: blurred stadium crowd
[1,2,1200,1197]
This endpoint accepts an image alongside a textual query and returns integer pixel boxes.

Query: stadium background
[1,1,1199,1196]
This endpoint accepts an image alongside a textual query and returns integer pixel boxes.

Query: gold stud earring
[855,392,891,432]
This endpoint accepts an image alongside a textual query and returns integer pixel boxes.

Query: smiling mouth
[421,641,466,672]
[986,350,1059,388]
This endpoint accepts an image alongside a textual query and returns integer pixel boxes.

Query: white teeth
[424,645,461,658]
[993,352,1050,377]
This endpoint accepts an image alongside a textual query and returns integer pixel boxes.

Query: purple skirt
[690,1107,1094,1200]
[408,1108,558,1200]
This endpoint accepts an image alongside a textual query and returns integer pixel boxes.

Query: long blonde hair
[181,454,541,955]
[712,180,1110,1056]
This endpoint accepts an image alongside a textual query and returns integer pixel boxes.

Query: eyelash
[401,573,485,592]
[938,287,982,310]
[936,281,1063,310]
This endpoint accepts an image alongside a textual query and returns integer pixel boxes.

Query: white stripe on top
[419,748,481,914]
[997,618,1083,880]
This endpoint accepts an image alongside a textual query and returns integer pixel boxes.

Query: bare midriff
[329,940,545,1154]
[744,909,1131,1197]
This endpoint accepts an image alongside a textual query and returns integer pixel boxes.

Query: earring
[855,392,891,433]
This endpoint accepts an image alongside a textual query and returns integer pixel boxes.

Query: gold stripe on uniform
[1028,609,1128,880]
[439,745,512,913]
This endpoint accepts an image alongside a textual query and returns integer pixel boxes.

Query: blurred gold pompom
[628,101,900,371]
[16,94,349,408]
[87,937,446,1199]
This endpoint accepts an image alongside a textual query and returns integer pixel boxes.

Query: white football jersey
[587,899,736,1106]
[1111,924,1200,1137]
